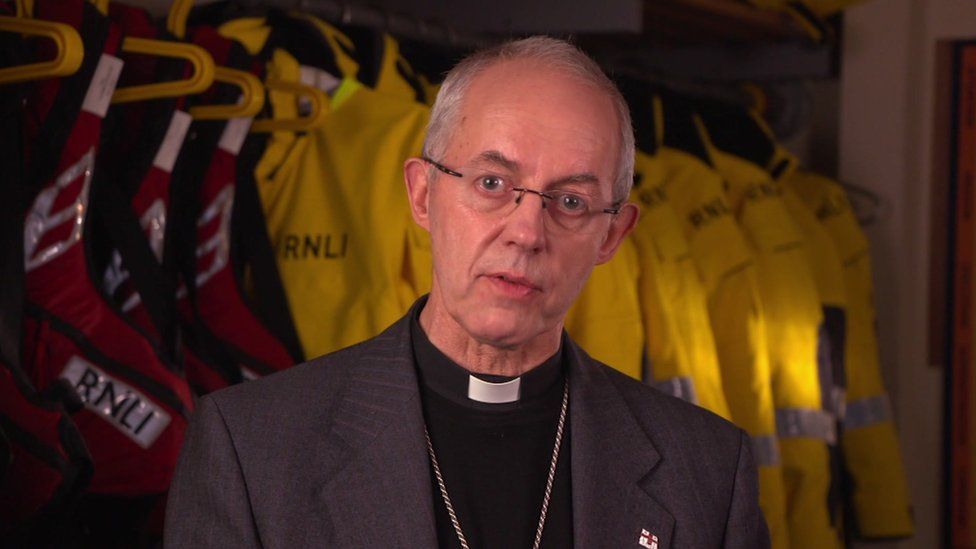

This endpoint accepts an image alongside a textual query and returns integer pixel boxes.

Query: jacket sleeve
[723,429,771,549]
[164,395,261,548]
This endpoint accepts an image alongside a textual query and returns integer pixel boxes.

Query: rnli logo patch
[60,356,171,449]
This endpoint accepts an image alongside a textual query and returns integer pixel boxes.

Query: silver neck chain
[424,379,569,549]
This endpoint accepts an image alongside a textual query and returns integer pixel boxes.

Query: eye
[477,175,507,193]
[555,192,589,214]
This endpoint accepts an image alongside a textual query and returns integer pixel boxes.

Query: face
[404,59,638,349]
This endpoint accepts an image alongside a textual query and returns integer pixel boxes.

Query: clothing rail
[249,0,494,49]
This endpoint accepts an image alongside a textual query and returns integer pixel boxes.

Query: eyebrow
[471,149,603,189]
[472,150,520,172]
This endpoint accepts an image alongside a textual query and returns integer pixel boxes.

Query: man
[165,36,769,548]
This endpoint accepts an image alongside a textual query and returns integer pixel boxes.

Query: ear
[595,202,639,265]
[404,157,432,231]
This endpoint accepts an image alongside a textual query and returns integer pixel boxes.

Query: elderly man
[165,36,769,548]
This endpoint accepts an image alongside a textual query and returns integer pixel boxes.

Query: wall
[840,1,976,547]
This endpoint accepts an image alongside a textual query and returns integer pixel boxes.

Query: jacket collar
[313,302,674,547]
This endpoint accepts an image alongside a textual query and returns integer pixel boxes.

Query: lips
[484,272,542,298]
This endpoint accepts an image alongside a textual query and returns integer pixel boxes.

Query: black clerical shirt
[410,309,574,549]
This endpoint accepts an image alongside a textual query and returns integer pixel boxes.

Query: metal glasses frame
[421,156,622,215]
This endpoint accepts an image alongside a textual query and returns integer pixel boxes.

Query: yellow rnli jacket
[786,170,914,539]
[695,109,839,549]
[631,149,731,419]
[652,94,788,549]
[564,237,645,381]
[219,20,428,359]
[263,78,427,359]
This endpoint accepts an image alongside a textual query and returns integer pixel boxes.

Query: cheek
[428,207,486,282]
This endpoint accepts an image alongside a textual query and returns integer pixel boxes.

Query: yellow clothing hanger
[189,66,265,119]
[0,15,84,84]
[250,79,327,133]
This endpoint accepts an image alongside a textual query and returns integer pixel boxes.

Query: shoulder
[203,324,411,440]
[591,358,745,456]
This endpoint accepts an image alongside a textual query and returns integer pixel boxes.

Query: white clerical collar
[467,375,521,404]
[410,296,564,409]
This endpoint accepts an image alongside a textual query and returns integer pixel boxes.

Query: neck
[419,294,562,378]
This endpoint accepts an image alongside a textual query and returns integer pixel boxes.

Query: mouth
[484,272,542,298]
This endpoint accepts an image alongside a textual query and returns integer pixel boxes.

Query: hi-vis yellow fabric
[696,115,839,549]
[786,170,914,539]
[374,33,427,103]
[631,149,730,419]
[291,14,361,80]
[781,184,848,404]
[219,19,429,359]
[564,238,645,380]
[418,73,441,107]
[653,96,788,549]
[217,15,359,79]
[261,78,427,359]
[218,17,274,55]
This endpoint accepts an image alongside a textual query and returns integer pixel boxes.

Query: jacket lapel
[305,314,676,548]
[312,319,438,547]
[568,342,676,549]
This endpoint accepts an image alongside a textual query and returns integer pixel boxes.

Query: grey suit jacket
[164,312,769,548]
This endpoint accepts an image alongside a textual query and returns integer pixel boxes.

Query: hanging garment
[396,37,460,106]
[743,0,835,44]
[786,169,914,540]
[0,358,92,544]
[260,77,427,357]
[564,237,645,380]
[779,185,849,538]
[643,90,789,549]
[696,104,840,549]
[203,3,423,103]
[165,24,305,389]
[738,109,851,543]
[20,0,193,499]
[210,10,358,94]
[0,42,92,538]
[328,22,429,103]
[96,3,188,357]
[85,4,250,400]
[630,149,731,419]
[220,19,429,357]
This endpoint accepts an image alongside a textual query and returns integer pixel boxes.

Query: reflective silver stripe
[776,408,837,445]
[751,435,781,467]
[843,394,892,430]
[830,387,847,421]
[652,376,698,404]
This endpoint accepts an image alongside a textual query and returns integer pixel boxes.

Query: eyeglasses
[422,156,622,234]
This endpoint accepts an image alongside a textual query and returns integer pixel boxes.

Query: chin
[462,308,546,349]
[465,311,535,347]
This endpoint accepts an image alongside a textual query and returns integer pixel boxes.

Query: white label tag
[299,65,340,93]
[152,110,192,173]
[217,117,252,155]
[81,54,124,118]
[60,356,172,449]
[298,65,317,87]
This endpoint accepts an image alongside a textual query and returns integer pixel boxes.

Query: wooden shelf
[643,0,809,46]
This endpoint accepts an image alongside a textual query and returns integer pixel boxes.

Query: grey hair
[422,36,636,202]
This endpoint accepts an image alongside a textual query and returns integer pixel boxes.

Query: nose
[501,190,547,253]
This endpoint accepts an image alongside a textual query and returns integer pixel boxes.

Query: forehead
[449,59,620,181]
